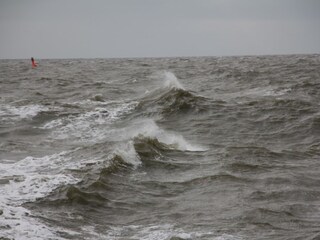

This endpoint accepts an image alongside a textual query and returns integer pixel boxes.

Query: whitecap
[113,140,141,167]
[0,104,49,121]
[110,118,207,152]
[148,70,184,92]
[42,101,138,142]
[162,71,185,90]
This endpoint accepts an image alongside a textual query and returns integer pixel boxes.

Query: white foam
[42,101,137,142]
[0,151,80,239]
[41,118,64,129]
[114,140,141,167]
[162,71,184,90]
[262,88,291,97]
[105,224,213,240]
[149,70,184,91]
[213,234,243,240]
[111,118,206,152]
[0,205,64,240]
[0,104,49,121]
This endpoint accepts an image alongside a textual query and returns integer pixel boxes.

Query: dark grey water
[1,54,320,240]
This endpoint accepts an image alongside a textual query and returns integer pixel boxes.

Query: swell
[214,93,320,152]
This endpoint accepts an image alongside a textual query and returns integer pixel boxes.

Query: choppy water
[0,54,320,240]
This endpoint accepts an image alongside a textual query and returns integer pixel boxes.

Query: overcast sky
[1,0,319,59]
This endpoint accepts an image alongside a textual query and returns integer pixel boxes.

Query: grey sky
[0,0,319,59]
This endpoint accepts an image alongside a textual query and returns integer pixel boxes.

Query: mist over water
[0,55,320,239]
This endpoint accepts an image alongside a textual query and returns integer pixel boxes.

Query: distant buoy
[31,57,38,68]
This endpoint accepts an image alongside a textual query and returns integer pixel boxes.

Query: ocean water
[0,54,320,240]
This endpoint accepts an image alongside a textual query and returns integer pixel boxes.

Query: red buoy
[31,57,38,68]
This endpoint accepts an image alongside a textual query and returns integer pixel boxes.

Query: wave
[133,136,179,161]
[155,88,208,116]
[99,154,134,176]
[65,185,107,206]
[180,173,251,187]
[36,152,136,207]
[268,98,313,109]
[225,162,271,173]
[113,141,142,167]
[240,207,296,230]
[0,143,141,237]
[10,116,202,204]
[137,71,208,117]
[249,189,320,202]
[109,118,206,152]
[28,119,205,206]
[239,205,320,239]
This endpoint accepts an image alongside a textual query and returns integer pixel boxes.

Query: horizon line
[1,52,319,61]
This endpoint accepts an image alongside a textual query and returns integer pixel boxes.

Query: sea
[0,54,320,240]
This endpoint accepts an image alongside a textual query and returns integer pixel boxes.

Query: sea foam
[41,101,138,142]
[0,104,48,121]
[0,151,79,239]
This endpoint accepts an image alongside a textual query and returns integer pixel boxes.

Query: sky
[0,0,319,59]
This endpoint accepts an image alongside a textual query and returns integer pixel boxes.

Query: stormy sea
[0,54,320,240]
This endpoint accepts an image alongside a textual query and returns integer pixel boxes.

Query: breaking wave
[137,71,209,117]
[109,118,206,152]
